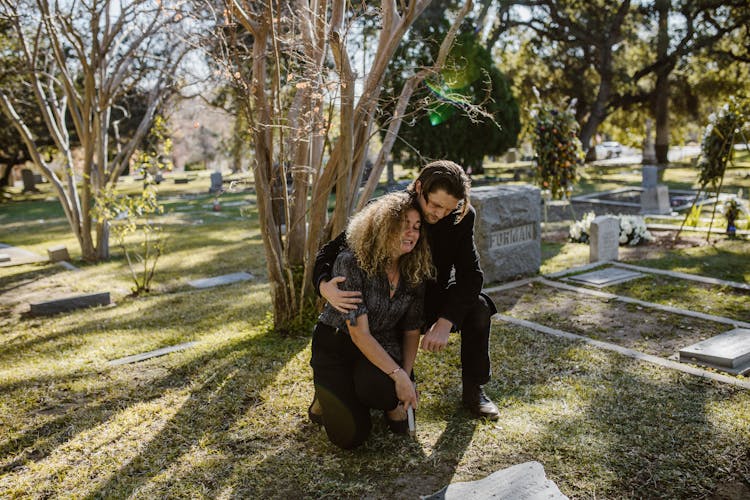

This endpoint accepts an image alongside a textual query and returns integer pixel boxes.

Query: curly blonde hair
[346,191,434,286]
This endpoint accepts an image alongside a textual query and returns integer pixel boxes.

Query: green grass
[1,171,750,498]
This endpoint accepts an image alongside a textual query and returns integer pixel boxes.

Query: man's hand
[320,276,362,313]
[420,318,453,353]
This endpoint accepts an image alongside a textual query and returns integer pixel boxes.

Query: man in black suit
[312,160,499,420]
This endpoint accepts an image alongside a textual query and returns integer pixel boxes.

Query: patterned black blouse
[318,250,425,363]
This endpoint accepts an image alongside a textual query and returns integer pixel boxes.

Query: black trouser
[310,322,400,450]
[426,292,495,387]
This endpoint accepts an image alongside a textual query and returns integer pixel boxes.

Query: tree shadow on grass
[472,321,750,498]
[0,327,309,496]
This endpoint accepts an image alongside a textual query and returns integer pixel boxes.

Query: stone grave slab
[679,328,750,375]
[29,292,111,316]
[109,341,198,366]
[567,267,643,288]
[0,253,10,263]
[424,461,567,500]
[0,243,46,266]
[188,271,253,289]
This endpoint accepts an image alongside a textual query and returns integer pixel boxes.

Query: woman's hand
[392,370,418,410]
[320,276,363,313]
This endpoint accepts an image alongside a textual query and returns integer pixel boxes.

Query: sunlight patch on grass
[0,388,190,498]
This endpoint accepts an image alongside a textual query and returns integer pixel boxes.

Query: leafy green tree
[388,31,520,171]
[382,7,520,172]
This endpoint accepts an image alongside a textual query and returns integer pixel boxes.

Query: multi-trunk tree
[219,0,471,330]
[0,0,192,261]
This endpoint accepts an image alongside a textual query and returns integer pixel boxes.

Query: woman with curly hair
[310,191,434,449]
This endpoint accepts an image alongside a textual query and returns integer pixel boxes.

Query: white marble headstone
[589,215,619,263]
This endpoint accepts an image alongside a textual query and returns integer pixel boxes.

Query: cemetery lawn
[1,177,749,498]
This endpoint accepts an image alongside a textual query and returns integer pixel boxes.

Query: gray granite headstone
[679,328,750,375]
[640,185,670,215]
[424,461,567,500]
[589,215,619,263]
[568,267,643,288]
[188,271,253,289]
[209,171,223,193]
[471,185,541,283]
[29,292,111,316]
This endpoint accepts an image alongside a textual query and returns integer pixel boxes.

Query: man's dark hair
[409,160,471,221]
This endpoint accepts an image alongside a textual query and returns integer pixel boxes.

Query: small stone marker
[47,245,70,262]
[109,341,198,366]
[567,267,643,288]
[0,253,10,263]
[174,177,190,184]
[640,185,670,215]
[188,271,253,289]
[424,461,568,500]
[471,185,542,283]
[679,328,750,375]
[589,215,619,263]
[209,171,223,193]
[29,292,111,316]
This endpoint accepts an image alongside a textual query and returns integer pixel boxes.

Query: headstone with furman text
[590,215,619,263]
[471,185,541,283]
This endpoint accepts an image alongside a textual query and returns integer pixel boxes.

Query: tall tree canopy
[385,27,521,171]
[491,0,750,161]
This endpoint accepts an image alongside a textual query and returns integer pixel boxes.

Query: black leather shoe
[462,384,500,420]
[308,398,323,425]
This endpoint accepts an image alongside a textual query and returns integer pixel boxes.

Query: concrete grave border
[492,314,750,390]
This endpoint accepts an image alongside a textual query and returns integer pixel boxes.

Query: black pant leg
[352,356,400,412]
[458,294,493,386]
[310,323,372,449]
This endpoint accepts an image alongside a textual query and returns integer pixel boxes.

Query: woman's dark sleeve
[332,252,368,324]
[312,230,349,296]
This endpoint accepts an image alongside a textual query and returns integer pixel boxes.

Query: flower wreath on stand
[530,91,585,217]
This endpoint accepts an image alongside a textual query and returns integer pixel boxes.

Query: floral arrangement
[530,91,585,200]
[698,97,749,190]
[569,212,654,246]
[719,191,748,237]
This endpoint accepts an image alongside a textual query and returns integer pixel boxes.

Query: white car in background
[596,141,623,159]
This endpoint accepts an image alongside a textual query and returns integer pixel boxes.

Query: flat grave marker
[679,328,750,375]
[567,267,643,288]
[109,341,198,366]
[0,253,10,263]
[0,243,46,266]
[424,461,568,500]
[29,292,111,316]
[188,271,253,289]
